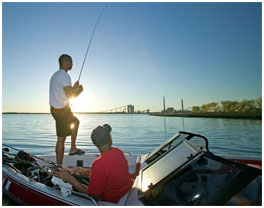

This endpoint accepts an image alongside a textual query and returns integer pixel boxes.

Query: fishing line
[78,4,108,81]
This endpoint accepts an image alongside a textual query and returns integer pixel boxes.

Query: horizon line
[2,112,153,114]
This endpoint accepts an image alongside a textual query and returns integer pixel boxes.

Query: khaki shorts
[51,106,79,137]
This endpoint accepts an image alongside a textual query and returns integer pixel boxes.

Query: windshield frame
[145,131,210,164]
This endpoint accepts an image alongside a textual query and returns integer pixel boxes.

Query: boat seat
[71,190,98,206]
[97,189,131,206]
[117,190,130,205]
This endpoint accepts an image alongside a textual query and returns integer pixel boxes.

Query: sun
[69,89,98,113]
[70,94,89,113]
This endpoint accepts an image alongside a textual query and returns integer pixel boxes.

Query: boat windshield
[140,139,202,192]
[139,139,261,205]
[145,132,208,164]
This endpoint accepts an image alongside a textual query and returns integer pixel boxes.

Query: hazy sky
[2,2,262,113]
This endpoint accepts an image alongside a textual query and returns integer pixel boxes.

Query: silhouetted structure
[127,105,134,114]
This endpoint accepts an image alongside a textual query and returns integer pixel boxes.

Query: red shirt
[88,147,134,203]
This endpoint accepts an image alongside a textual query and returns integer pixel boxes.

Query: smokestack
[181,99,184,111]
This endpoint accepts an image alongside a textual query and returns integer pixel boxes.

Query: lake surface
[2,114,262,158]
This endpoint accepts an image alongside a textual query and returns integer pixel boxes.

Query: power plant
[98,97,187,114]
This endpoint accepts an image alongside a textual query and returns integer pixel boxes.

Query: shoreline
[2,112,262,120]
[149,112,262,120]
[2,112,148,115]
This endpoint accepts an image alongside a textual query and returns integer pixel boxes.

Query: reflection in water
[182,117,185,131]
[163,116,167,140]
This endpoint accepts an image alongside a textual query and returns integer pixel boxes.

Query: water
[2,114,262,158]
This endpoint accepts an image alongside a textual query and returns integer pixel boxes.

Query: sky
[2,2,262,113]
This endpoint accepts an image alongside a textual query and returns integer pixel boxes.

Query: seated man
[54,124,134,203]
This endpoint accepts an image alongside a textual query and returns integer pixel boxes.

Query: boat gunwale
[2,165,89,206]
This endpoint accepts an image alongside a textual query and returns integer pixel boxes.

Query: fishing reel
[29,166,54,187]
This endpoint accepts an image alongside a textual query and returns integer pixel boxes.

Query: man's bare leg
[69,119,80,154]
[56,136,66,165]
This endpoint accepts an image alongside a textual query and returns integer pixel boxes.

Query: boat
[2,131,262,205]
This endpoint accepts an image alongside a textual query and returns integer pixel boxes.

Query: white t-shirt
[49,69,72,108]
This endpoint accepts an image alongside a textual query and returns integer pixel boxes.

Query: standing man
[49,54,85,165]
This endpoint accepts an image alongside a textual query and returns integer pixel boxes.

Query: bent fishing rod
[78,5,108,82]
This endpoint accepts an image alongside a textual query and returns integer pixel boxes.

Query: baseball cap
[91,124,112,146]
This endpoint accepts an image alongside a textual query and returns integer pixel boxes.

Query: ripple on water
[2,114,261,157]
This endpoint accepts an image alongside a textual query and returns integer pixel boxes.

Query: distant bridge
[141,109,150,113]
[101,105,135,113]
[100,105,149,114]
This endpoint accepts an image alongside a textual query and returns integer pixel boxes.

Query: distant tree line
[192,97,262,113]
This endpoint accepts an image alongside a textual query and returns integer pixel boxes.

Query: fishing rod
[3,144,57,167]
[3,150,46,170]
[78,5,108,81]
[2,144,73,171]
[3,144,87,177]
[3,145,89,185]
